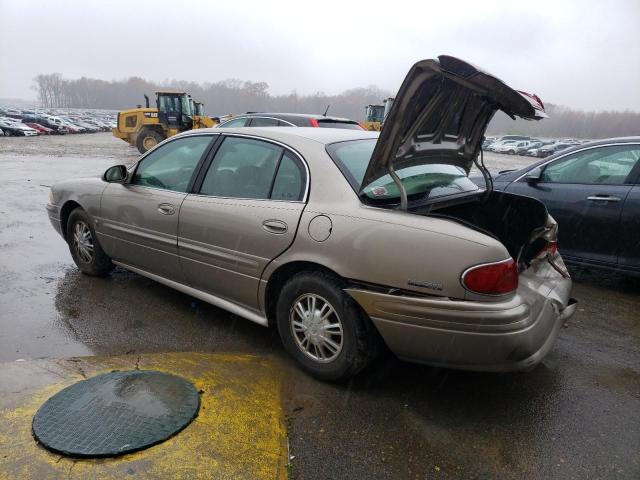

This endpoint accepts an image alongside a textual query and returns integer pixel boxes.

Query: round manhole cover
[32,370,200,457]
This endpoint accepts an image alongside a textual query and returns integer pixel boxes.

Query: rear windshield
[326,139,479,204]
[317,120,363,130]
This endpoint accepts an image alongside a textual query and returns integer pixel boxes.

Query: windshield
[326,139,479,204]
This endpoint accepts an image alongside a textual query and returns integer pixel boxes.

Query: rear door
[178,135,308,309]
[506,143,640,265]
[97,134,215,281]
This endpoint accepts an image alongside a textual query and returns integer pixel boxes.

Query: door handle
[262,219,288,234]
[586,195,621,202]
[157,203,176,215]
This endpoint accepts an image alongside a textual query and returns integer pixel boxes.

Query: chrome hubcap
[73,221,94,263]
[290,294,343,363]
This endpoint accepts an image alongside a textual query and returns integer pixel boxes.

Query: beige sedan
[47,56,576,381]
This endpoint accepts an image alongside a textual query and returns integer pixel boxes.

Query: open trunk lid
[360,55,547,203]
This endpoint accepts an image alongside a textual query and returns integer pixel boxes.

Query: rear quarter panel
[259,139,512,303]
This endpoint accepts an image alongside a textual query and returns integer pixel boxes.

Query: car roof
[186,126,379,145]
[236,112,358,122]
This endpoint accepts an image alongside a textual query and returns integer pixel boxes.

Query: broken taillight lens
[462,259,518,295]
[536,240,558,259]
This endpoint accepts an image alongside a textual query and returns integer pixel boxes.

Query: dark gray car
[480,137,640,274]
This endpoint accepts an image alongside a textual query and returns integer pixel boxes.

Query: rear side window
[248,117,282,127]
[271,152,305,201]
[199,137,306,201]
[200,137,282,199]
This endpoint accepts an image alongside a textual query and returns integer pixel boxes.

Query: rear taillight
[309,118,319,127]
[461,259,518,295]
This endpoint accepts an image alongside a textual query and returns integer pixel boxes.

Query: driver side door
[97,134,215,281]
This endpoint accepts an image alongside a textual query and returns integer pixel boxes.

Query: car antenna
[323,104,330,116]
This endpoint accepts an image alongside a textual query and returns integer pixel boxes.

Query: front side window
[131,135,212,192]
[327,139,479,204]
[541,145,640,185]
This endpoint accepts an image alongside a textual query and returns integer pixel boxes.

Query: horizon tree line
[32,73,640,139]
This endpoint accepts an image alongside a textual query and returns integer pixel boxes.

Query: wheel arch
[136,125,165,138]
[59,200,83,241]
[263,261,345,326]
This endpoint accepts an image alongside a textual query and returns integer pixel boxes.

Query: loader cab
[363,104,385,131]
[365,105,385,124]
[156,92,193,129]
[194,102,205,116]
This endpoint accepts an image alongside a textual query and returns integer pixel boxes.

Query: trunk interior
[412,191,550,267]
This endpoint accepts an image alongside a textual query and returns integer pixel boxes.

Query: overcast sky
[1,0,639,111]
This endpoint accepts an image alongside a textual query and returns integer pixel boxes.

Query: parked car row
[483,136,591,157]
[0,107,116,137]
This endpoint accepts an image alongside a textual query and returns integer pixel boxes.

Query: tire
[66,208,114,276]
[135,129,164,154]
[276,271,380,382]
[4,130,11,137]
[508,150,515,155]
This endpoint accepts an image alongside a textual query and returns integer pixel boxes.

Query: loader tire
[136,129,164,154]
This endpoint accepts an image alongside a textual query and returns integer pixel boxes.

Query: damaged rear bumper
[346,261,576,372]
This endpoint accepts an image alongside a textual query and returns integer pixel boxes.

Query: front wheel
[135,129,164,154]
[276,272,380,382]
[66,208,114,276]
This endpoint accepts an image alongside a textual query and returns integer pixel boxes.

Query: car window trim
[128,132,219,194]
[220,115,296,128]
[266,149,286,198]
[246,116,296,127]
[513,142,640,184]
[191,132,310,203]
[218,116,249,128]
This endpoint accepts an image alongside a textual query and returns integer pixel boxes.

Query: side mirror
[103,165,128,183]
[525,166,543,184]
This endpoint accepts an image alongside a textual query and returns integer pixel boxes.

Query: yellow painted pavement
[0,352,288,479]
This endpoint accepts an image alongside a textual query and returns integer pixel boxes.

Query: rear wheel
[3,130,11,137]
[276,272,380,382]
[136,129,164,154]
[66,208,114,276]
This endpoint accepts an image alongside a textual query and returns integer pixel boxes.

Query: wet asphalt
[0,133,638,479]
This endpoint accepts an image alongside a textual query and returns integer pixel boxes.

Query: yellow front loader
[362,97,395,132]
[113,91,218,153]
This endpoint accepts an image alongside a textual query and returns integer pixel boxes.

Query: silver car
[47,56,576,381]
